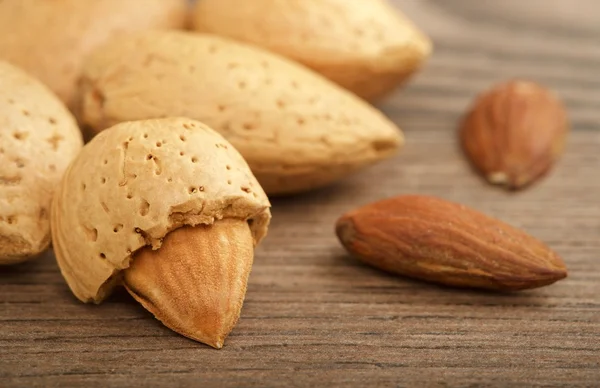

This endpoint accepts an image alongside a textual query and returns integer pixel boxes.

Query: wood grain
[1,1,599,386]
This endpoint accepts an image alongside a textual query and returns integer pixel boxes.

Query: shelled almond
[336,195,567,291]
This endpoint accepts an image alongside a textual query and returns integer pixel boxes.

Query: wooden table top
[2,1,599,386]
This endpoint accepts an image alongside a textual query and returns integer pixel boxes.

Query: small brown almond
[336,195,567,291]
[460,80,569,189]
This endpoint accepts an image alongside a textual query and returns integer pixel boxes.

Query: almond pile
[0,0,570,348]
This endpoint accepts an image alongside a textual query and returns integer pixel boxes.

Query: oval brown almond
[336,195,567,291]
[460,80,569,190]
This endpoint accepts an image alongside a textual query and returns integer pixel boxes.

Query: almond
[460,80,569,189]
[336,195,567,291]
[52,118,271,347]
[191,0,432,102]
[124,220,254,349]
[76,31,403,196]
[0,61,83,265]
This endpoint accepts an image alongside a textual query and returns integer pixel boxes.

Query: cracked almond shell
[51,117,271,305]
[0,61,83,264]
[76,31,403,196]
[192,0,432,102]
[0,0,188,108]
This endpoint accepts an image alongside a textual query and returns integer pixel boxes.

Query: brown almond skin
[336,195,567,291]
[461,80,569,189]
[124,219,254,349]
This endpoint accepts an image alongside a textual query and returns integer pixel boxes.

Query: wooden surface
[2,1,600,386]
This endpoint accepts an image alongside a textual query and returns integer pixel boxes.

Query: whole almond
[76,31,402,196]
[460,80,568,189]
[336,195,567,291]
[0,61,83,264]
[191,0,432,102]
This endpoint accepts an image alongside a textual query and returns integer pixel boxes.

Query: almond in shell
[76,31,403,196]
[192,0,432,102]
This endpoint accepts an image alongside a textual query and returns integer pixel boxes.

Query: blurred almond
[0,0,188,108]
[191,0,432,102]
[460,80,569,189]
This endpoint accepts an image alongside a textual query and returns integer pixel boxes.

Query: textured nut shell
[0,0,188,107]
[461,80,569,189]
[0,61,82,264]
[76,31,403,196]
[336,195,567,291]
[192,0,432,101]
[51,117,271,303]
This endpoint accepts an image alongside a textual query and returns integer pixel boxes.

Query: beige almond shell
[77,31,403,195]
[191,0,432,102]
[51,117,271,303]
[0,0,188,108]
[0,61,83,264]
